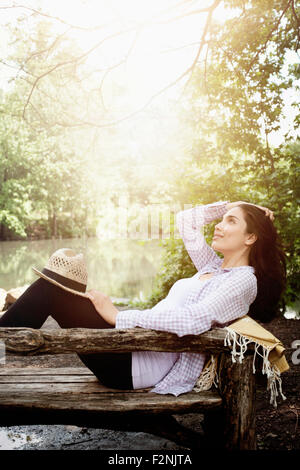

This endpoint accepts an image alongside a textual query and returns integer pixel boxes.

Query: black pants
[0,278,133,390]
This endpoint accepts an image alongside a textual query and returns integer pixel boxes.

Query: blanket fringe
[224,328,287,408]
[193,355,218,392]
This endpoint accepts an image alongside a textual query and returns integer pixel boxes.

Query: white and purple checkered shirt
[116,201,257,396]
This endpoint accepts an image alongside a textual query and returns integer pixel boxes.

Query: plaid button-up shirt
[116,201,257,396]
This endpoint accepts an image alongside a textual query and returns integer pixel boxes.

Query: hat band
[42,268,87,293]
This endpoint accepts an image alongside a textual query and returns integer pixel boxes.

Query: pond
[0,237,164,302]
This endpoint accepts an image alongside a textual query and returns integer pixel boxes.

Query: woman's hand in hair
[226,201,274,221]
[254,204,274,221]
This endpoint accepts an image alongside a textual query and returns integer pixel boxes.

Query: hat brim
[32,267,88,298]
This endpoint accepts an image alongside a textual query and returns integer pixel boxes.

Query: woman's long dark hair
[239,204,287,323]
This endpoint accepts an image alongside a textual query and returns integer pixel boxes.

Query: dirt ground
[2,312,300,451]
[254,316,300,451]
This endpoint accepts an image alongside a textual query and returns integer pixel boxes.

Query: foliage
[130,0,300,310]
[0,103,38,238]
[0,92,97,239]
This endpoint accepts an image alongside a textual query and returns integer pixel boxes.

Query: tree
[1,1,298,130]
[131,0,299,310]
[179,0,300,306]
[0,96,40,238]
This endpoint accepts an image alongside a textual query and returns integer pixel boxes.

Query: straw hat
[32,248,88,297]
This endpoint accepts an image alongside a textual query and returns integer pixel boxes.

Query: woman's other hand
[226,201,274,221]
[86,289,118,326]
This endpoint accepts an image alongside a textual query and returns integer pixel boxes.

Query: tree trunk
[52,210,57,238]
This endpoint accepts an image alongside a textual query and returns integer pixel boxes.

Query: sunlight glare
[31,0,217,110]
[6,0,242,114]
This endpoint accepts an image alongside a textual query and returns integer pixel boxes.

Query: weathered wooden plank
[0,382,135,393]
[0,375,99,384]
[0,381,150,393]
[0,389,222,414]
[0,367,223,415]
[0,326,239,355]
[0,367,149,389]
[0,367,93,376]
[0,374,151,392]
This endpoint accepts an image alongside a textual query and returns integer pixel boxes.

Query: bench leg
[215,353,256,450]
[103,414,208,450]
[140,414,208,450]
[203,354,256,449]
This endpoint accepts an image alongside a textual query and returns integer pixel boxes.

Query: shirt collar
[222,265,255,273]
[199,264,255,274]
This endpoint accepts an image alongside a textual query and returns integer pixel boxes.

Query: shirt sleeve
[176,201,228,271]
[116,270,257,337]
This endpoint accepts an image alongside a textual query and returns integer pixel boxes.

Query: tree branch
[245,0,293,76]
[156,5,222,24]
[0,4,113,31]
[291,0,300,49]
[21,25,137,119]
[22,27,72,67]
[180,0,222,96]
[3,0,295,130]
[17,1,222,126]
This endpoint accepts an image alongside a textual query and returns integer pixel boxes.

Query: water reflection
[0,238,163,300]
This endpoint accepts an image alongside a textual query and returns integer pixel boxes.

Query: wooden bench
[0,327,256,450]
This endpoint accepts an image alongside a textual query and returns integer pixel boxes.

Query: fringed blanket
[193,315,289,408]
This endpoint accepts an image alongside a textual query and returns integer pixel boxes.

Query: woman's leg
[0,278,133,389]
[0,278,54,328]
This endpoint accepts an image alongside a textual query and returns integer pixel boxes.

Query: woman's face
[211,206,255,254]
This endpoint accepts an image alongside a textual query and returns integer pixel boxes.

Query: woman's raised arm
[176,201,228,271]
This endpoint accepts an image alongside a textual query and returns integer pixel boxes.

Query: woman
[0,200,286,396]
